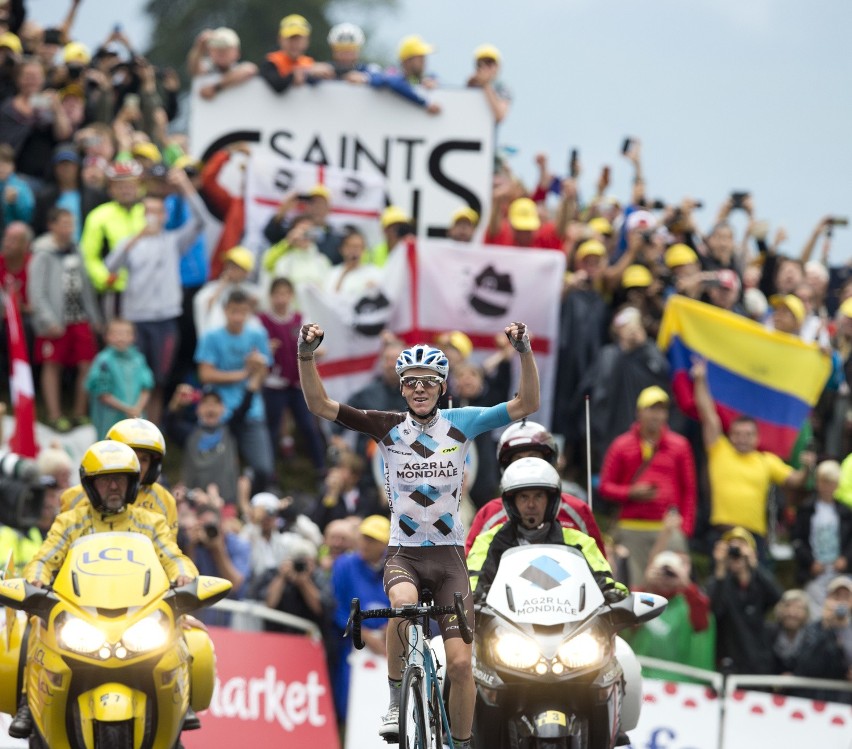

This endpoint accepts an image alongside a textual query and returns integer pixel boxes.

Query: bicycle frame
[400,609,452,749]
[348,591,473,749]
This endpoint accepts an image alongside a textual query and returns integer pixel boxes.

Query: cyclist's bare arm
[298,322,341,422]
[504,321,541,421]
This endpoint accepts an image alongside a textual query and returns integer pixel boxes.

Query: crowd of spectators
[0,2,850,732]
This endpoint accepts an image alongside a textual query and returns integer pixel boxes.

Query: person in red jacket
[200,142,248,280]
[599,385,697,585]
[465,419,605,555]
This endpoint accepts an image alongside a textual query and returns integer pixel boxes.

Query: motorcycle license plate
[535,711,567,728]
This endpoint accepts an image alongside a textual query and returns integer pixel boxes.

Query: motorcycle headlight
[556,630,606,669]
[122,612,169,654]
[491,631,541,670]
[57,615,108,656]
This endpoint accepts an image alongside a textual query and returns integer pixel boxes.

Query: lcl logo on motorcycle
[78,548,146,567]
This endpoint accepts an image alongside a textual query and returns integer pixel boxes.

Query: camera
[730,191,750,210]
[726,545,743,560]
[640,229,656,244]
[621,137,633,155]
[293,558,308,573]
[203,522,219,540]
[660,566,679,579]
[827,217,849,227]
[0,451,46,531]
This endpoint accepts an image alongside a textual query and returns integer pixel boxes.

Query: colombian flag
[658,296,831,459]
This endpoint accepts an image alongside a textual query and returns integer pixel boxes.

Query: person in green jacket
[467,457,623,599]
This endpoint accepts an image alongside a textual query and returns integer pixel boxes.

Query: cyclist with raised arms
[298,321,539,748]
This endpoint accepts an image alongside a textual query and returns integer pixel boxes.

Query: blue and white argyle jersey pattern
[379,405,510,547]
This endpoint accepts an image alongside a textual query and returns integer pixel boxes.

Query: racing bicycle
[348,589,473,748]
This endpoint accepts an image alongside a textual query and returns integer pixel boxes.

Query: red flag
[4,291,36,457]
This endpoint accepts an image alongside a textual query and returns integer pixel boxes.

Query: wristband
[297,354,315,362]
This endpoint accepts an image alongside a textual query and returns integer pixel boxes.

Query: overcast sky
[37,0,852,261]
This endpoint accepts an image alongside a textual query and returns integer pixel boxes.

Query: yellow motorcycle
[0,532,231,749]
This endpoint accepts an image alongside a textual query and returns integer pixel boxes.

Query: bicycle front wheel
[400,666,428,749]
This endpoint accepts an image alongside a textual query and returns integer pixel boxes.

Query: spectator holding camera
[768,589,811,675]
[793,576,852,703]
[263,185,344,266]
[707,527,783,674]
[240,491,300,589]
[181,485,251,625]
[263,535,324,634]
[310,452,379,531]
[261,215,331,294]
[624,550,715,680]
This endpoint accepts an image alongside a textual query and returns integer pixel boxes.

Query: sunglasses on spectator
[401,376,444,389]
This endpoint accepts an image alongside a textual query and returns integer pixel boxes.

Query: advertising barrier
[182,627,339,749]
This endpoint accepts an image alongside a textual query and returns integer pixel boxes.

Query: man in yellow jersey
[10,442,196,738]
[60,418,178,541]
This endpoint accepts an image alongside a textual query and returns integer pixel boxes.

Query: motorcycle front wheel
[400,666,428,749]
[94,720,133,749]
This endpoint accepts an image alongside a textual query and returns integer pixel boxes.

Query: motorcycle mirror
[606,591,667,629]
[167,576,232,616]
[0,578,57,620]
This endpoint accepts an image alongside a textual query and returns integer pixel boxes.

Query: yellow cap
[474,43,501,62]
[622,264,653,289]
[359,514,390,543]
[664,243,699,269]
[769,293,805,324]
[381,205,410,229]
[307,184,331,201]
[451,206,479,226]
[445,331,473,359]
[398,35,434,61]
[508,197,540,232]
[0,32,22,55]
[575,239,606,262]
[224,246,255,272]
[173,155,201,171]
[636,385,669,410]
[132,142,162,164]
[588,216,613,236]
[721,526,757,551]
[280,14,311,38]
[63,41,90,65]
[840,298,852,319]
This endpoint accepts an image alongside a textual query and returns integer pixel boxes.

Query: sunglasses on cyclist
[400,375,444,389]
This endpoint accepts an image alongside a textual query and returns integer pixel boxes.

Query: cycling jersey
[336,403,511,547]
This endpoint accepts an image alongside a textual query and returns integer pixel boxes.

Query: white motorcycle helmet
[500,457,561,526]
[327,22,365,49]
[496,420,558,470]
[395,344,449,380]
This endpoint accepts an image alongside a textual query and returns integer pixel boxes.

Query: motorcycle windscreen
[485,544,605,625]
[53,533,171,609]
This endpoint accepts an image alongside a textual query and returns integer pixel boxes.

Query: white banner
[244,154,387,253]
[403,240,565,428]
[189,80,495,241]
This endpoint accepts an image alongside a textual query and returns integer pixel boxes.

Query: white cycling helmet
[328,22,365,48]
[500,457,561,525]
[497,420,558,470]
[395,344,449,380]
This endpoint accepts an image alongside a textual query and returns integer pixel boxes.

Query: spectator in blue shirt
[195,288,273,490]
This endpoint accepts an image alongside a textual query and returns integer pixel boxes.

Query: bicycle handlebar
[347,592,473,649]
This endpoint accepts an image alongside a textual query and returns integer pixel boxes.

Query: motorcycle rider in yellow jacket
[10,441,197,739]
[59,418,179,542]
